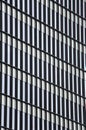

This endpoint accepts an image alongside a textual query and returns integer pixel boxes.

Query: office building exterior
[0,0,86,130]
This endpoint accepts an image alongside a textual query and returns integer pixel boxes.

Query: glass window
[17,79,21,100]
[22,112,25,130]
[46,83,50,110]
[27,0,30,14]
[64,90,67,117]
[60,88,63,116]
[1,105,5,126]
[1,74,6,94]
[12,39,16,67]
[27,17,31,44]
[51,85,54,112]
[41,52,45,79]
[17,0,20,9]
[37,1,40,20]
[12,18,16,38]
[46,1,49,25]
[32,77,36,105]
[22,21,26,42]
[32,48,36,75]
[2,12,6,32]
[32,19,36,46]
[37,79,41,107]
[2,42,6,62]
[7,75,11,96]
[55,87,59,114]
[27,45,31,73]
[58,6,62,31]
[37,50,41,77]
[22,44,26,71]
[50,1,53,27]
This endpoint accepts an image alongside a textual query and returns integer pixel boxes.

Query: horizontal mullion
[1,0,86,47]
[0,125,13,130]
[0,61,86,100]
[50,0,86,21]
[0,30,85,72]
[2,0,86,22]
[0,92,86,127]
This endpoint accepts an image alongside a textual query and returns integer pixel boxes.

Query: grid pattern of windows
[0,0,86,130]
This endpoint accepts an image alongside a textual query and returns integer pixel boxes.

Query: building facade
[0,0,86,130]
